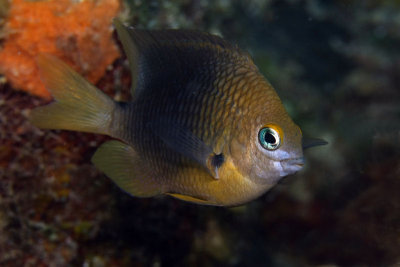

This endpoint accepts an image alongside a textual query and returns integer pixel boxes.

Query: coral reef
[0,0,121,99]
[0,86,113,265]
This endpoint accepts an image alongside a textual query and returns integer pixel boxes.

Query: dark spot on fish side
[211,153,224,168]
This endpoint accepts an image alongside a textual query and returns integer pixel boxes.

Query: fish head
[229,96,304,186]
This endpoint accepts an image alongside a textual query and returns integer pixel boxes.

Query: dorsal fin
[113,19,255,100]
[114,19,141,99]
[127,28,240,53]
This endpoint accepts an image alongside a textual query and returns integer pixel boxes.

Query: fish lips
[280,157,305,176]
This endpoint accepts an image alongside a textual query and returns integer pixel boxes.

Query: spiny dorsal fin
[114,19,140,99]
[127,28,241,53]
[113,19,255,100]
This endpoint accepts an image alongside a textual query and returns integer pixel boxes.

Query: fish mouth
[280,157,305,175]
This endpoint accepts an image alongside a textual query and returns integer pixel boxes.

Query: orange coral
[0,0,121,99]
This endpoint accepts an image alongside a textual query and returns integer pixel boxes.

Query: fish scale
[123,52,249,194]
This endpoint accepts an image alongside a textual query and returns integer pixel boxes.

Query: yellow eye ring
[258,124,283,151]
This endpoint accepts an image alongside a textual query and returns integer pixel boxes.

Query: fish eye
[258,126,281,150]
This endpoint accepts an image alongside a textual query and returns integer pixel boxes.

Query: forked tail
[30,54,116,135]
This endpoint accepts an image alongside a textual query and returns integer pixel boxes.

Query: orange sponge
[0,0,121,99]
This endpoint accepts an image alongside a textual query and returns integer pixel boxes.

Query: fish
[30,19,326,206]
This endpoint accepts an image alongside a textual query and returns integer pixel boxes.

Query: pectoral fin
[206,153,224,179]
[92,140,160,197]
[149,121,223,179]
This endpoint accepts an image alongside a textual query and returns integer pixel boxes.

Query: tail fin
[30,54,115,135]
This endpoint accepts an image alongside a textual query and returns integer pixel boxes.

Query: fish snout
[280,157,305,175]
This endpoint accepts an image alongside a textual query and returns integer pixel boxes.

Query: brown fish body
[113,42,290,205]
[30,20,307,206]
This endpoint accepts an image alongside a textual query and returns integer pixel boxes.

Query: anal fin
[168,193,212,205]
[92,140,160,197]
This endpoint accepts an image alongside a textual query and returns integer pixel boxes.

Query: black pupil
[265,131,276,144]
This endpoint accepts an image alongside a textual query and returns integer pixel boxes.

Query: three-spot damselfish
[30,19,326,206]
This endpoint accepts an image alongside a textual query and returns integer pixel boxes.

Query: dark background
[1,0,399,266]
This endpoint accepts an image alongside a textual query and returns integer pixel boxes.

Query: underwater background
[1,0,399,266]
